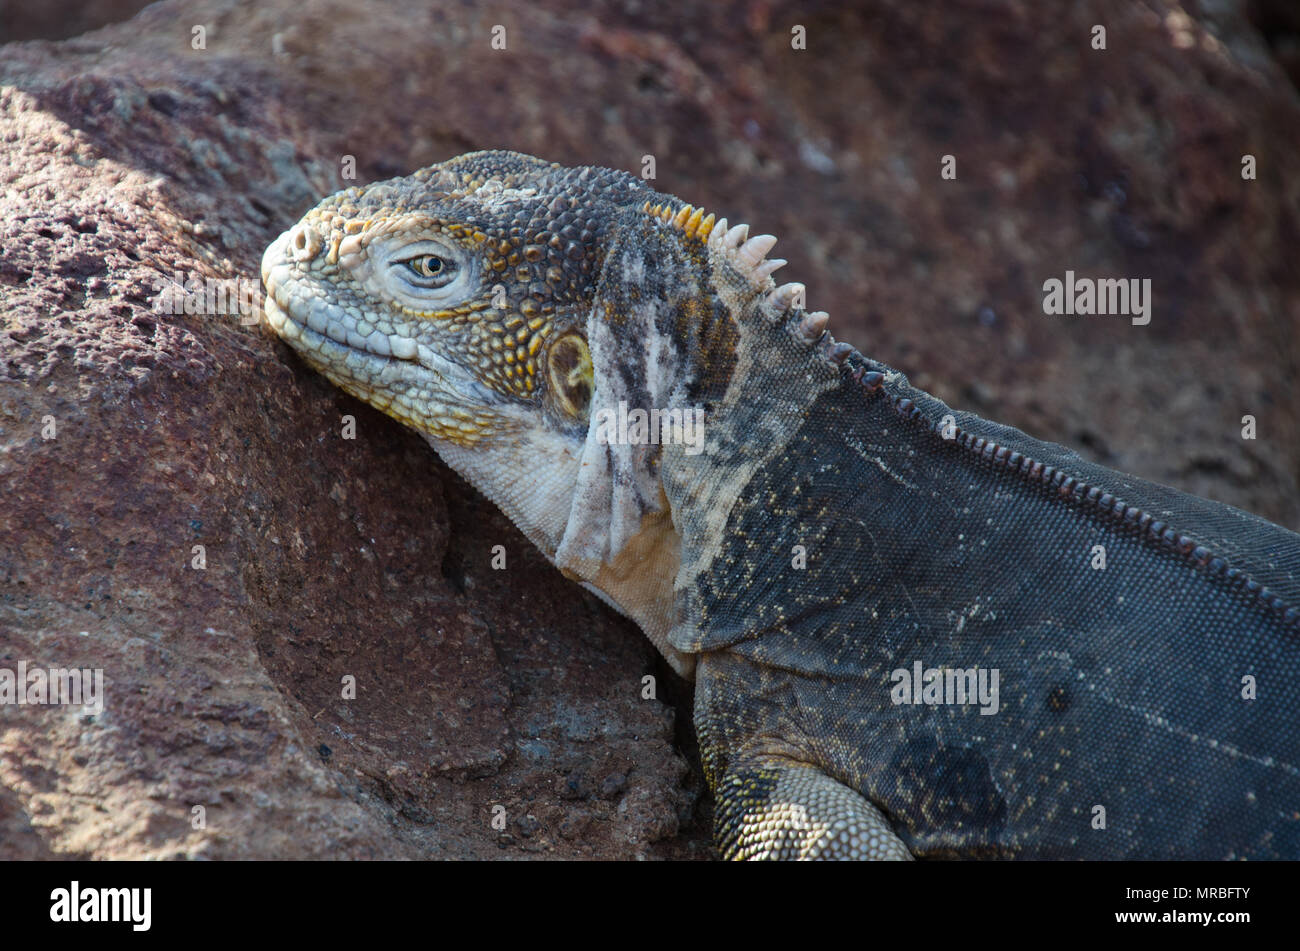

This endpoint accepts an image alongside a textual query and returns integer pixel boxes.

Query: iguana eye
[401,254,456,287]
[372,238,473,307]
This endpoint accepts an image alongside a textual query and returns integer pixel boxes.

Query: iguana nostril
[289,223,320,261]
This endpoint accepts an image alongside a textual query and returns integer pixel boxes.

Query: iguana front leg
[712,754,912,860]
[695,652,914,861]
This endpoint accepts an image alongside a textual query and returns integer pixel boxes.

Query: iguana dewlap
[261,150,1300,860]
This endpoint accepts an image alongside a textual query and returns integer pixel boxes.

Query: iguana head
[261,150,828,673]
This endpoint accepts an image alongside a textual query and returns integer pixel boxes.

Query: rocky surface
[1,0,1297,859]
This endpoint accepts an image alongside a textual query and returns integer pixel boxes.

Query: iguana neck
[549,204,841,678]
[658,313,846,637]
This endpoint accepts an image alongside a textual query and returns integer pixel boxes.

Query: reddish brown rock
[1,0,1296,860]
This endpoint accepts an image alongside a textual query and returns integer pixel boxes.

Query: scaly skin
[262,150,1300,860]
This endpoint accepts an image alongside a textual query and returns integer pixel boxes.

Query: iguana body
[262,150,1300,859]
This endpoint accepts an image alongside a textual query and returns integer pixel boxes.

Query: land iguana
[261,150,1300,860]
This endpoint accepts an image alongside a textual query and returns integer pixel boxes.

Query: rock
[1,0,1296,860]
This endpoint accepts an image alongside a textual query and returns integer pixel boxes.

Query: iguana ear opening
[544,331,593,422]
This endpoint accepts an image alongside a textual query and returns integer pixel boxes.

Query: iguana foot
[713,757,913,860]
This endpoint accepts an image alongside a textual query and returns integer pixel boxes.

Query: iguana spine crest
[829,343,1300,626]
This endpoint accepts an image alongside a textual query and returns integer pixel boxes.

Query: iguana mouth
[261,234,499,405]
[261,287,410,379]
[261,229,510,451]
[262,233,413,366]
